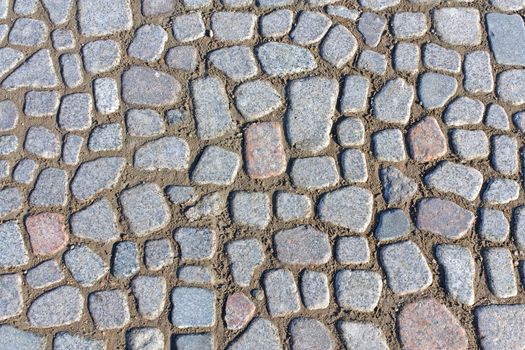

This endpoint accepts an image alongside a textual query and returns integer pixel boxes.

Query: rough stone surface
[171,287,216,328]
[476,305,525,350]
[425,161,483,201]
[373,78,414,125]
[226,238,264,287]
[435,244,475,305]
[88,290,130,330]
[131,276,166,320]
[71,157,125,200]
[300,270,329,310]
[0,274,22,321]
[263,269,300,317]
[416,198,474,239]
[418,72,458,110]
[338,321,389,350]
[256,42,317,77]
[28,286,83,328]
[335,269,382,311]
[25,213,68,256]
[244,122,286,179]
[274,226,331,265]
[192,146,240,185]
[64,245,108,287]
[289,318,333,350]
[122,66,181,107]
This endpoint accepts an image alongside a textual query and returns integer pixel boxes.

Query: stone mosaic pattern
[1,0,525,348]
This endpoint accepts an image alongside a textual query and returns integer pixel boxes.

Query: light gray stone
[0,48,23,79]
[478,208,509,243]
[2,49,58,90]
[259,10,293,38]
[144,238,174,271]
[42,0,72,24]
[320,24,357,68]
[71,157,125,200]
[165,46,198,71]
[433,7,481,46]
[227,319,279,350]
[300,271,329,310]
[337,117,365,147]
[290,11,331,45]
[131,276,166,320]
[482,178,520,205]
[0,325,45,350]
[208,46,258,82]
[59,53,83,88]
[476,305,525,350]
[0,135,17,155]
[166,185,195,204]
[71,198,118,243]
[24,126,59,159]
[176,334,214,350]
[24,91,59,117]
[171,287,216,328]
[338,321,389,350]
[418,72,458,110]
[0,188,22,219]
[340,75,369,114]
[128,24,167,62]
[497,69,525,105]
[393,42,419,73]
[335,269,382,311]
[211,12,256,42]
[173,12,205,42]
[122,66,181,107]
[375,209,411,241]
[341,149,368,183]
[392,12,427,39]
[359,0,399,10]
[126,109,165,137]
[191,146,240,185]
[425,161,483,201]
[230,191,270,229]
[0,274,22,320]
[289,318,333,350]
[185,192,226,221]
[435,244,475,305]
[134,136,189,170]
[126,328,164,350]
[64,245,107,287]
[120,183,171,236]
[464,51,494,94]
[423,43,461,74]
[178,265,213,284]
[256,42,316,76]
[514,206,525,250]
[443,96,484,126]
[483,247,517,298]
[14,0,37,15]
[141,0,174,15]
[513,111,525,132]
[8,18,48,47]
[274,192,311,221]
[491,135,518,175]
[88,123,122,151]
[28,286,83,327]
[357,12,386,47]
[78,0,132,36]
[290,157,339,189]
[174,227,216,260]
[274,225,331,265]
[0,221,28,267]
[335,236,369,264]
[0,99,18,131]
[372,78,414,124]
[111,241,138,279]
[226,238,264,287]
[82,40,120,73]
[58,93,93,131]
[93,78,119,115]
[29,168,68,207]
[379,240,432,295]
[450,129,489,160]
[486,13,525,67]
[263,269,300,317]
[372,129,406,162]
[53,332,104,350]
[26,260,64,289]
[235,80,281,121]
[357,50,387,75]
[88,290,130,330]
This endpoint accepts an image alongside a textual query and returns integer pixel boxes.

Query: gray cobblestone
[435,244,475,305]
[300,270,329,310]
[171,287,216,328]
[88,289,130,330]
[28,286,83,327]
[0,273,22,320]
[335,269,382,311]
[357,12,386,47]
[131,276,166,320]
[483,247,517,298]
[478,208,509,243]
[64,245,108,287]
[375,209,411,241]
[263,269,300,317]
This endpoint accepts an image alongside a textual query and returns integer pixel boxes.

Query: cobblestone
[300,270,329,310]
[407,117,447,162]
[274,225,331,265]
[131,276,166,320]
[289,318,333,350]
[435,244,475,305]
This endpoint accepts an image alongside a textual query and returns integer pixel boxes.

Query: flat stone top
[0,1,523,348]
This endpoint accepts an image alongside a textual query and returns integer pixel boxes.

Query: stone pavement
[0,0,525,348]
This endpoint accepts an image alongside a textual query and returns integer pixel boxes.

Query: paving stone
[14,0,37,15]
[425,161,483,201]
[358,12,386,47]
[338,321,389,350]
[190,77,234,140]
[514,111,525,132]
[259,9,293,38]
[290,157,339,189]
[185,192,226,221]
[0,274,22,321]
[225,292,255,330]
[483,247,517,298]
[379,240,432,295]
[235,80,282,121]
[0,221,28,267]
[0,24,6,41]
[58,93,93,131]
[70,199,119,243]
[335,269,382,311]
[134,136,189,171]
[127,24,167,63]
[126,328,164,350]
[375,209,411,241]
[490,0,525,10]
[178,265,214,284]
[423,43,461,74]
[256,42,316,76]
[433,7,481,46]
[26,260,63,289]
[165,46,198,71]
[416,198,474,239]
[29,168,68,207]
[0,48,23,79]
[484,104,509,130]
[341,149,368,183]
[88,290,130,330]
[340,75,369,114]
[144,238,174,270]
[71,157,125,200]
[93,78,119,115]
[171,287,215,328]
[358,0,399,9]
[263,269,300,317]
[126,109,165,137]
[78,0,132,36]
[64,245,108,287]
[120,183,171,236]
[2,49,58,90]
[174,227,216,260]
[0,0,6,18]
[211,12,256,42]
[59,53,83,88]
[51,29,75,50]
[182,0,211,8]
[393,42,420,73]
[398,298,468,350]
[0,99,18,131]
[491,135,518,175]
[285,76,337,153]
[299,271,329,311]
[53,332,105,350]
[0,326,45,350]
[81,40,120,73]
[24,126,59,159]
[372,78,414,124]
[317,186,373,232]
[407,116,447,163]
[326,5,360,20]
[24,91,59,117]
[28,286,83,327]
[274,192,311,221]
[191,146,240,185]
[25,213,67,256]
[8,18,48,47]
[0,187,22,219]
[290,11,331,46]
[223,0,252,7]
[443,96,484,126]
[449,129,488,160]
[482,178,520,205]
[41,0,72,24]
[496,69,525,105]
[230,191,270,229]
[392,12,427,39]
[209,46,258,82]
[0,161,8,180]
[435,244,475,305]
[463,51,494,94]
[176,333,214,350]
[372,129,406,162]
[122,66,181,107]
[357,50,387,75]
[13,158,37,184]
[486,13,525,67]
[0,135,17,155]
[88,123,122,152]
[335,236,369,264]
[172,12,205,42]
[417,72,458,110]
[131,276,166,320]
[289,318,333,350]
[476,304,525,350]
[141,0,174,15]
[111,241,139,279]
[274,225,330,265]
[226,238,264,287]
[337,117,365,147]
[478,208,509,243]
[227,318,279,349]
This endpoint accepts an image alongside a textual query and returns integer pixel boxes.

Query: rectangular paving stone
[263,269,300,317]
[483,247,517,298]
[171,287,216,328]
[340,75,369,114]
[486,13,525,66]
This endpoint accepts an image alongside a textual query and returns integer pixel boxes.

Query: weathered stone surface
[398,298,468,350]
[497,69,525,105]
[171,287,216,328]
[28,286,83,328]
[70,199,119,243]
[227,318,280,350]
[53,332,105,350]
[0,274,22,321]
[418,72,458,110]
[358,12,386,47]
[88,290,130,330]
[2,49,58,90]
[126,328,164,350]
[464,51,494,94]
[290,156,339,189]
[25,213,68,256]
[88,122,122,151]
[0,325,45,350]
[131,276,166,320]
[300,270,329,310]
[335,236,370,264]
[476,305,525,350]
[274,226,331,265]
[373,78,414,125]
[289,318,334,350]
[380,166,417,205]
[320,24,357,68]
[71,157,125,201]
[335,269,382,312]
[256,42,317,77]
[82,40,120,74]
[372,129,406,162]
[64,245,108,287]
[425,161,483,201]
[338,321,389,350]
[433,7,481,46]
[0,188,23,219]
[260,10,293,38]
[174,227,216,260]
[211,11,256,42]
[486,13,525,67]
[435,244,475,305]
[78,0,132,36]
[450,129,489,160]
[185,192,226,221]
[122,66,181,107]
[29,168,68,207]
[290,11,331,45]
[144,238,174,271]
[416,198,474,239]
[208,46,258,82]
[226,238,264,287]
[134,137,190,171]
[340,75,369,114]
[482,178,520,205]
[341,149,368,183]
[235,80,282,121]
[230,191,270,229]
[263,269,300,317]
[483,247,517,298]
[244,122,286,179]
[224,292,255,330]
[0,221,28,268]
[191,146,240,185]
[26,260,63,289]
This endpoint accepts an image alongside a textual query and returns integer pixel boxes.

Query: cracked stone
[191,146,240,185]
[227,318,280,350]
[184,191,225,221]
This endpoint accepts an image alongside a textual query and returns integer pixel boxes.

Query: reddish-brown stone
[224,292,255,330]
[407,116,447,162]
[25,213,68,256]
[398,298,468,350]
[416,198,474,239]
[244,122,286,179]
